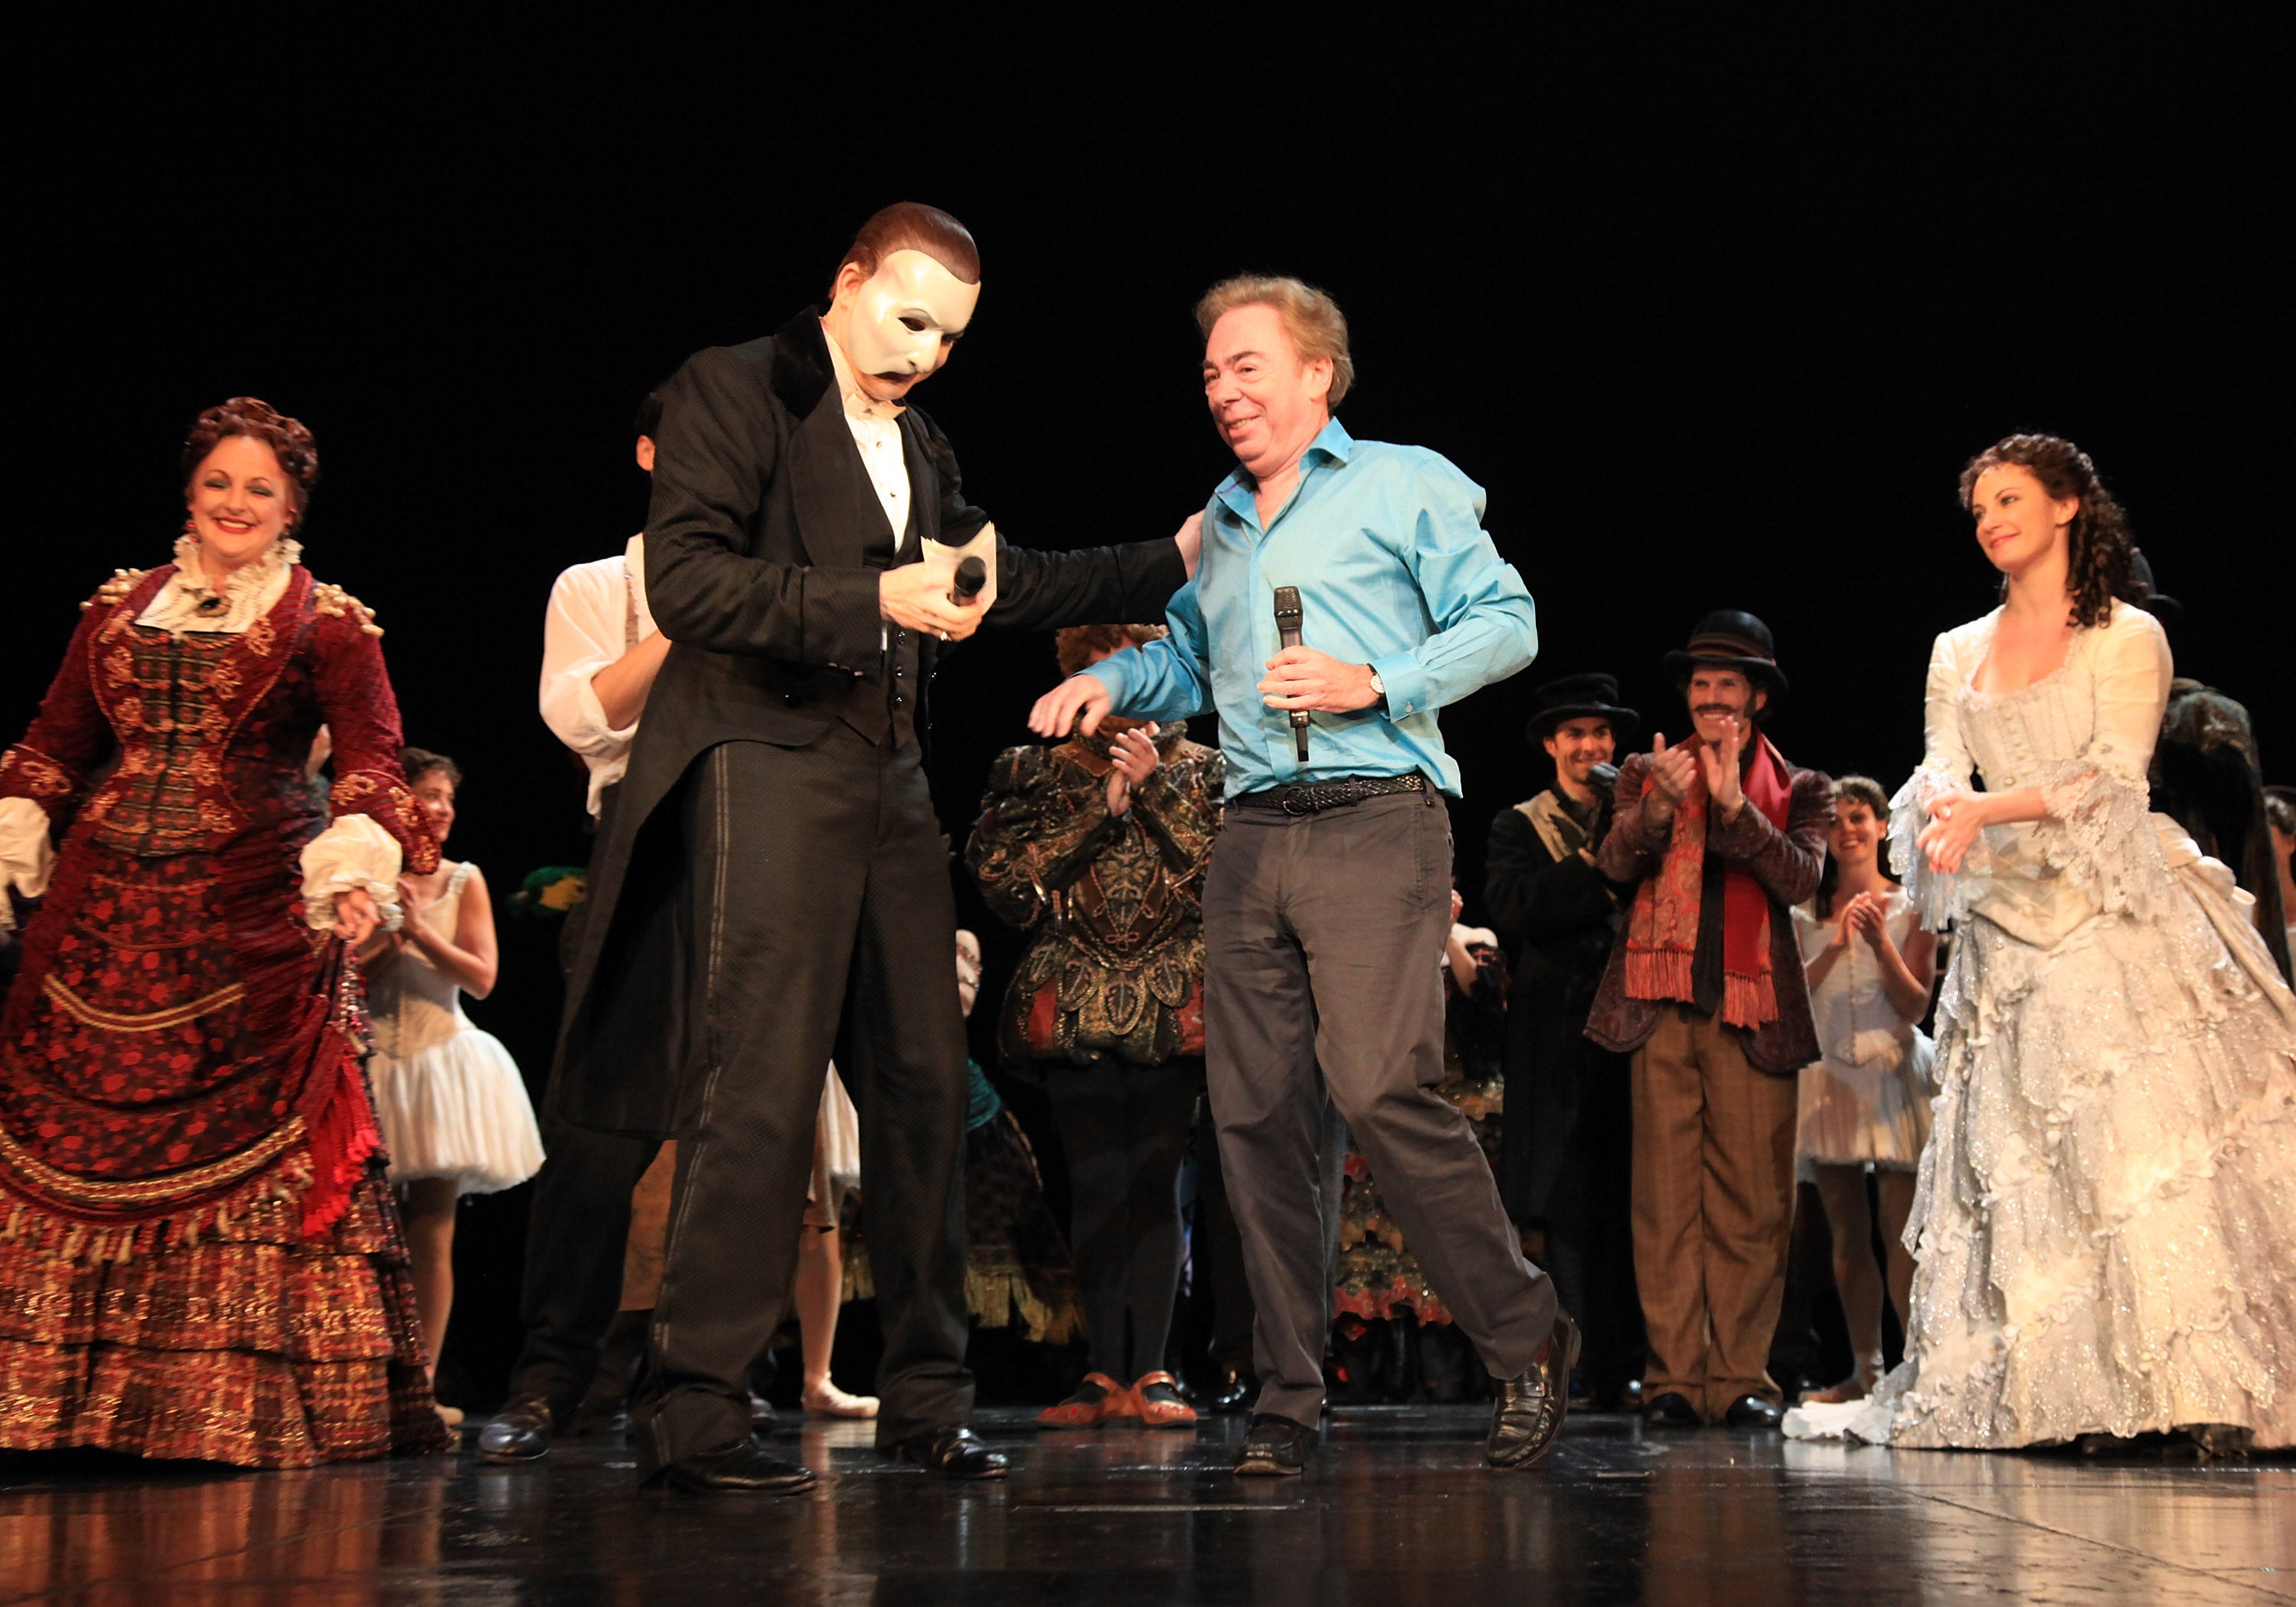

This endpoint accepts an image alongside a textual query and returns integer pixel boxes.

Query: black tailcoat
[551,308,1185,1137]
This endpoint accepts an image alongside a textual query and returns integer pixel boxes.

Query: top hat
[1662,610,1789,701]
[1524,672,1640,746]
[2130,551,2183,629]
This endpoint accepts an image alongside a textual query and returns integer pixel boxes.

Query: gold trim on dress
[43,974,246,1033]
[0,1114,303,1210]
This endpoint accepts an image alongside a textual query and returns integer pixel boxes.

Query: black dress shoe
[1721,1393,1784,1430]
[476,1394,558,1464]
[1642,1390,1702,1429]
[1234,1412,1317,1477]
[647,1436,817,1495]
[1205,1369,1254,1413]
[749,1393,778,1432]
[890,1427,1007,1480]
[1489,1314,1580,1469]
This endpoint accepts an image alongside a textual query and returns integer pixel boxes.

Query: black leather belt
[1232,773,1427,815]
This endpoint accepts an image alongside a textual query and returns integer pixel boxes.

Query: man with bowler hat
[1586,614,1832,1429]
[1486,673,1645,1408]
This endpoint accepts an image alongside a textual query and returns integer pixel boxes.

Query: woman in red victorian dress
[0,399,451,1467]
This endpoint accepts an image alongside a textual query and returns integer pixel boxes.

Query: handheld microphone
[1272,585,1309,762]
[949,556,987,608]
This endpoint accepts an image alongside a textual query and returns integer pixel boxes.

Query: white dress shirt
[820,322,912,545]
[540,533,660,817]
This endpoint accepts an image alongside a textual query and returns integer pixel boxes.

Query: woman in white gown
[360,749,544,1413]
[1789,434,2296,1451]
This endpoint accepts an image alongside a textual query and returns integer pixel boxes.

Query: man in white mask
[530,203,1195,1495]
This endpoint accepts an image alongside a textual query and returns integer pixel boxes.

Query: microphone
[1272,585,1309,762]
[949,556,987,608]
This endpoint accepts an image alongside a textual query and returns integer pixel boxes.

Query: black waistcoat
[843,443,923,748]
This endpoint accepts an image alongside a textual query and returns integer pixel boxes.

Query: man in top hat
[1485,673,1645,1409]
[1586,614,1833,1429]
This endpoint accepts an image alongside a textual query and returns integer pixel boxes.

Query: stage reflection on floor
[3,1407,2289,1604]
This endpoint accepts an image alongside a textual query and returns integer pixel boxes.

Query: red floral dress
[0,562,449,1467]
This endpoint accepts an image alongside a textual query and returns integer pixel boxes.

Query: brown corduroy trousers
[1630,1002,1799,1420]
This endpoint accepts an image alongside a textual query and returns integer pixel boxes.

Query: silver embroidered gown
[1791,601,2296,1449]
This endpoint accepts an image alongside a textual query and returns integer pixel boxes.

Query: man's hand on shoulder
[1259,647,1380,714]
[1029,674,1114,739]
[880,566,983,642]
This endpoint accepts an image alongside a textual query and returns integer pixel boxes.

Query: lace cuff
[1889,765,1992,931]
[2031,755,2171,922]
[0,795,54,901]
[299,813,405,932]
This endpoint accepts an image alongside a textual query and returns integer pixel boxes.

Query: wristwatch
[1367,669,1388,711]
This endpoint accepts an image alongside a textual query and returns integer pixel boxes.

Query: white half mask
[841,249,980,379]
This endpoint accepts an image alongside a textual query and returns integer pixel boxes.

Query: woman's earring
[182,512,197,539]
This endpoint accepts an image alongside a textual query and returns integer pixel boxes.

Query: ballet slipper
[434,1402,465,1429]
[1038,1372,1128,1428]
[1130,1371,1197,1429]
[801,1380,880,1419]
[1799,1374,1874,1405]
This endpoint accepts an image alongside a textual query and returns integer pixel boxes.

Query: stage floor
[4,1407,2289,1604]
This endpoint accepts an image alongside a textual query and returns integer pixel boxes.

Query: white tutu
[362,861,545,1194]
[370,1025,544,1193]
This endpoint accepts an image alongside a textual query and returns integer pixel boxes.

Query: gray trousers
[1205,787,1557,1426]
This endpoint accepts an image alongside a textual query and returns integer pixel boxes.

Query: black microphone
[949,556,987,607]
[1272,585,1309,762]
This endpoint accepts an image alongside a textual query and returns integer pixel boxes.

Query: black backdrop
[10,51,2284,1400]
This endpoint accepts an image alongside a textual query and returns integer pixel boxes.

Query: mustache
[1693,705,1745,719]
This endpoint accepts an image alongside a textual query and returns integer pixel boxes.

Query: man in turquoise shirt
[1029,275,1573,1478]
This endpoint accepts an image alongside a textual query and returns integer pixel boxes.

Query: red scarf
[1623,733,1792,1028]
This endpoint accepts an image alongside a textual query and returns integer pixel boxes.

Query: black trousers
[638,731,973,1468]
[504,1116,661,1414]
[1205,789,1557,1426]
[1044,1058,1202,1382]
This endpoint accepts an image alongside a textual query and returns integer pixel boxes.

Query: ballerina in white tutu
[1791,774,1938,1405]
[1787,435,2296,1453]
[359,748,545,1410]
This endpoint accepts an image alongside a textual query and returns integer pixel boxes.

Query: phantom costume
[555,285,1184,1484]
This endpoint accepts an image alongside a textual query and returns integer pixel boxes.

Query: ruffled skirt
[1795,1031,1935,1173]
[369,1026,543,1194]
[1791,850,2296,1449]
[0,1158,451,1468]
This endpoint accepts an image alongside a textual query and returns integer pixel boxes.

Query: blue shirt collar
[1215,416,1355,525]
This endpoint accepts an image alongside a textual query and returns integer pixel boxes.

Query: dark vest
[843,440,923,748]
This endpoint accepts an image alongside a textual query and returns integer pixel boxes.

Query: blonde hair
[1195,275,1355,407]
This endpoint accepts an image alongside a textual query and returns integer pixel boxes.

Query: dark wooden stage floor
[4,1407,2289,1604]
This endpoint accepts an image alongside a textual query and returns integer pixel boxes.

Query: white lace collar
[135,533,302,635]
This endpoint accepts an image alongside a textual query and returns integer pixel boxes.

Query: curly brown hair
[1958,433,2147,630]
[181,397,320,510]
[401,747,462,790]
[1055,623,1167,678]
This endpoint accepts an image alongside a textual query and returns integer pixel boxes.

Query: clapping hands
[1106,724,1161,817]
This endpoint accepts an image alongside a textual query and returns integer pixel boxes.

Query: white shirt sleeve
[540,558,649,760]
[0,795,54,908]
[299,812,405,931]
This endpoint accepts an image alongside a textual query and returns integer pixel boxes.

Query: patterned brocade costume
[969,726,1222,1071]
[0,562,448,1468]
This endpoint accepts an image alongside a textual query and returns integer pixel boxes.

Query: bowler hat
[1662,610,1789,701]
[1524,673,1640,746]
